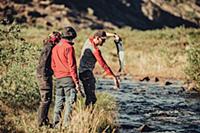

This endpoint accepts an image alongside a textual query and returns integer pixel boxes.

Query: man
[36,31,61,127]
[51,26,80,128]
[79,30,120,106]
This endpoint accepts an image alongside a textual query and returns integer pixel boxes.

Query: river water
[96,78,200,133]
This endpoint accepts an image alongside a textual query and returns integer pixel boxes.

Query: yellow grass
[20,25,200,80]
[0,93,117,133]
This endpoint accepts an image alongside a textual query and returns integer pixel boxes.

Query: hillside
[0,0,200,29]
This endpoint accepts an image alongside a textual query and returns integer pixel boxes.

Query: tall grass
[0,93,117,133]
[66,93,117,133]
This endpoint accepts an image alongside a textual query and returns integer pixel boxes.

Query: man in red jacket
[51,26,80,128]
[79,30,120,106]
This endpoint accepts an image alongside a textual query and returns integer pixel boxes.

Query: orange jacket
[51,39,79,84]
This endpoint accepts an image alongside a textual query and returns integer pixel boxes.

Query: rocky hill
[0,0,200,29]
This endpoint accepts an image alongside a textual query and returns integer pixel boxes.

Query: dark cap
[62,26,77,39]
[93,30,107,38]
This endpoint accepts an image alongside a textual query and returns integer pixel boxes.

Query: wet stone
[126,100,136,104]
[174,102,188,109]
[132,91,139,95]
[120,123,135,129]
[155,77,159,82]
[140,76,150,82]
[97,86,103,90]
[138,124,155,132]
[165,81,173,86]
[119,89,127,93]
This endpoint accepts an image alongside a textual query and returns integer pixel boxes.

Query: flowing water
[96,78,200,133]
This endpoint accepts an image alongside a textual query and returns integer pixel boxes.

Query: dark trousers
[37,76,52,126]
[79,70,97,106]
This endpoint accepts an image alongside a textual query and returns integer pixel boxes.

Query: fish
[114,38,125,72]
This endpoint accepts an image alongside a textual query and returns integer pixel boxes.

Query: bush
[0,24,40,109]
[185,45,200,91]
[185,30,200,91]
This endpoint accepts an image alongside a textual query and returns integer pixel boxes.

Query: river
[96,78,200,133]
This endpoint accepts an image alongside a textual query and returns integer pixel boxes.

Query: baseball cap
[62,26,77,39]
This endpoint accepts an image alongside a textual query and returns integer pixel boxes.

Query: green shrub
[0,24,40,109]
[185,30,200,91]
[185,44,200,91]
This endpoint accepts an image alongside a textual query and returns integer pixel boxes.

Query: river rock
[138,124,154,132]
[165,81,173,86]
[155,77,159,82]
[97,87,103,90]
[140,76,150,82]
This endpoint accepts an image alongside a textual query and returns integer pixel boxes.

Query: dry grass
[99,27,200,80]
[20,25,200,80]
[0,93,117,133]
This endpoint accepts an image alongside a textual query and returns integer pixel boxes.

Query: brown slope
[0,0,199,29]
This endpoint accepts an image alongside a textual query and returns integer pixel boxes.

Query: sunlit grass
[19,25,200,79]
[1,93,117,133]
[99,27,199,79]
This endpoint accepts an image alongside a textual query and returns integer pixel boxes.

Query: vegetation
[0,23,200,132]
[185,31,200,91]
[0,24,40,108]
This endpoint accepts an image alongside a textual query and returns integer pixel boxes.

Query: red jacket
[51,39,79,84]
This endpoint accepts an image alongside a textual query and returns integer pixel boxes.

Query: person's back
[51,26,80,128]
[52,39,78,81]
[36,31,61,127]
[37,43,53,77]
[37,32,61,78]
